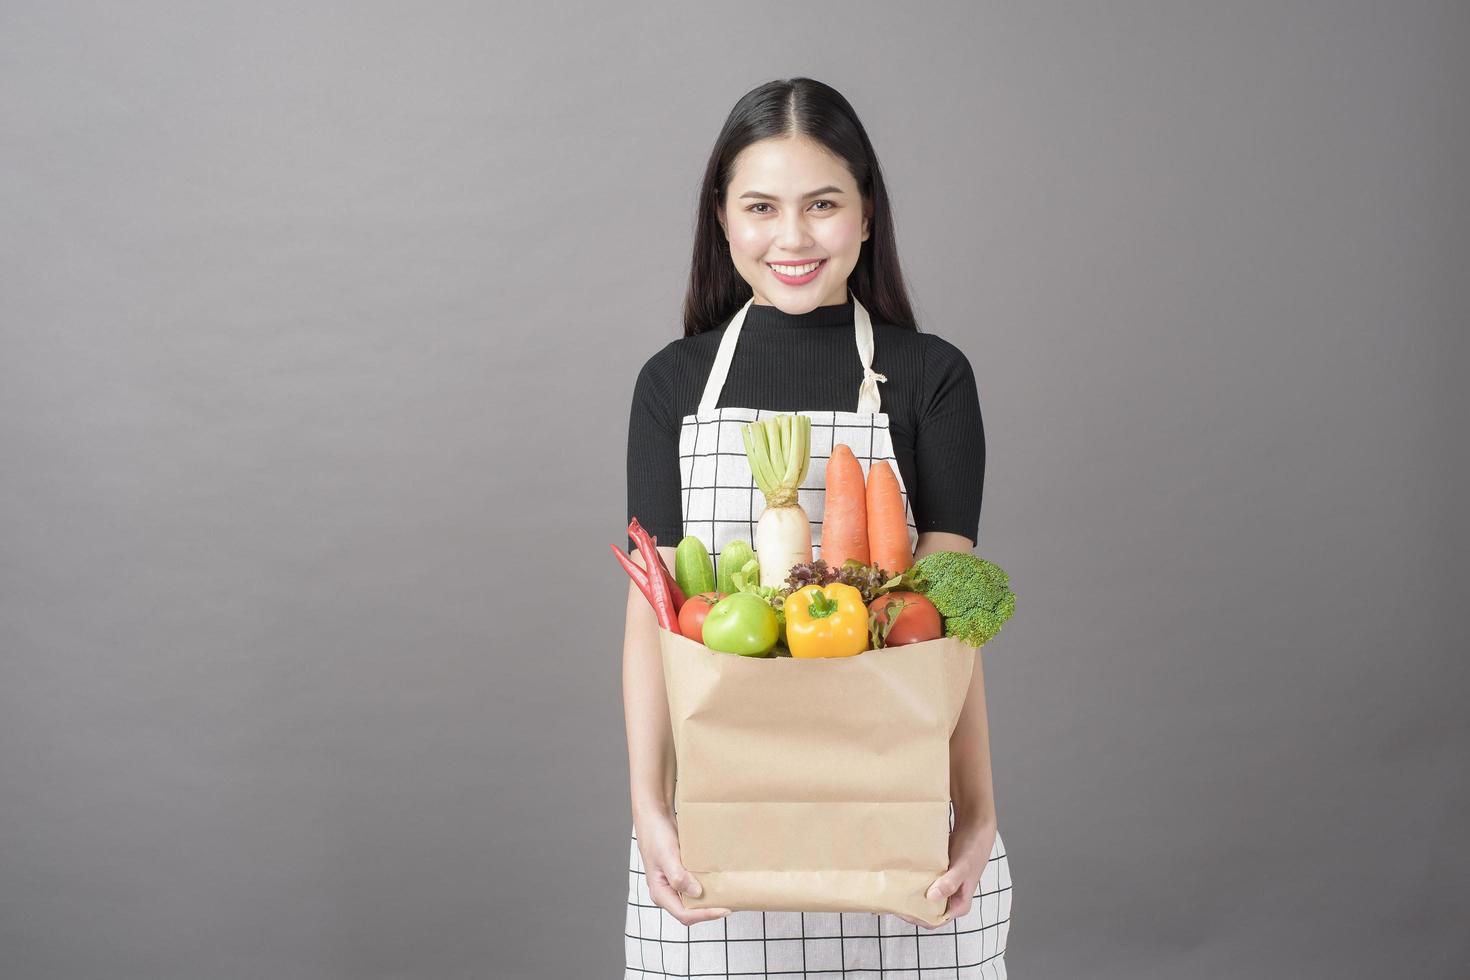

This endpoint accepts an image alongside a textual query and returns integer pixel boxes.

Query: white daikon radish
[741,414,813,588]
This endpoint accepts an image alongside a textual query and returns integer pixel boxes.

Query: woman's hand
[897,817,998,930]
[634,808,733,926]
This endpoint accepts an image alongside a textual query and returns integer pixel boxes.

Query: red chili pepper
[611,540,675,631]
[626,518,677,631]
[648,535,686,613]
[611,543,658,610]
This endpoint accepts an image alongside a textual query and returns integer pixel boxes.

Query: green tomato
[701,592,779,657]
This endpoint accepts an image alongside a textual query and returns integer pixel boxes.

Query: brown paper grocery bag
[658,628,977,928]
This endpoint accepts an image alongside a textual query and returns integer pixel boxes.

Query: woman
[623,78,1012,978]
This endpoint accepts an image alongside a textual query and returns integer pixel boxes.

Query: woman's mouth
[767,258,826,285]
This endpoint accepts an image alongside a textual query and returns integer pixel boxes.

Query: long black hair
[682,78,919,337]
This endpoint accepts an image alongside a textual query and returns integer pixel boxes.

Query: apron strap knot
[856,364,887,415]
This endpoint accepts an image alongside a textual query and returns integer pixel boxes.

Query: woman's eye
[748,201,835,214]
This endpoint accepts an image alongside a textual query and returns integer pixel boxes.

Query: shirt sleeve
[912,334,986,545]
[626,350,684,554]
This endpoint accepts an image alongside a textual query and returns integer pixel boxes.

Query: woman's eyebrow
[738,185,846,201]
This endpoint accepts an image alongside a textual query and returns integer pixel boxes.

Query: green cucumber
[715,540,757,596]
[674,535,716,597]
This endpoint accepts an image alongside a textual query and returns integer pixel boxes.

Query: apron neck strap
[696,295,886,415]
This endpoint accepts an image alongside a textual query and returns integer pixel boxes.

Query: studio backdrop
[1,2,1466,979]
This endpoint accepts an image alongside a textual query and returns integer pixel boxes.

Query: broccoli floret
[909,551,1016,647]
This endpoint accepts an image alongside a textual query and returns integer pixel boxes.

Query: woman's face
[718,135,871,310]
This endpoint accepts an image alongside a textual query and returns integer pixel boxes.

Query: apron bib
[677,292,915,570]
[625,295,1011,979]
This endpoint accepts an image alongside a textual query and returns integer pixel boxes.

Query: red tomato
[678,592,726,643]
[867,591,943,646]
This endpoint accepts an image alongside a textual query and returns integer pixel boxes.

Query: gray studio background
[2,3,1466,979]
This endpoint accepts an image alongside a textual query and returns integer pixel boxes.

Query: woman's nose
[774,214,815,248]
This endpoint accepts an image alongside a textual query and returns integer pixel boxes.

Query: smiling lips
[767,258,826,284]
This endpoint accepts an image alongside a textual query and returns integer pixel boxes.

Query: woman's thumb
[673,867,703,898]
[926,876,958,902]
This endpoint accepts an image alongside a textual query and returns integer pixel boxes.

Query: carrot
[865,459,913,576]
[820,443,869,567]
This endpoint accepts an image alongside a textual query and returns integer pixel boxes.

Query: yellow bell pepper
[784,582,870,658]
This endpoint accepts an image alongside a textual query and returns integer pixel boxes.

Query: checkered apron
[625,296,1013,978]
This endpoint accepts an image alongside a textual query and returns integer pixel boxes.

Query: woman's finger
[667,864,703,899]
[647,871,731,926]
[926,872,965,904]
[897,912,945,931]
[641,834,704,900]
[946,883,975,920]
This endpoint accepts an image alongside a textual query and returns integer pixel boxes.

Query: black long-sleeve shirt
[626,298,985,553]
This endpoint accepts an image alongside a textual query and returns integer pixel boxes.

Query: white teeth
[769,260,822,276]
